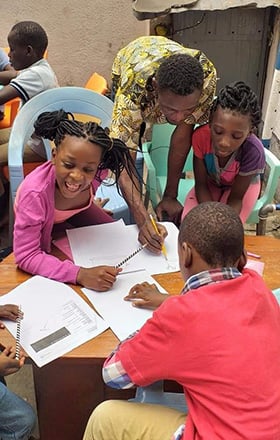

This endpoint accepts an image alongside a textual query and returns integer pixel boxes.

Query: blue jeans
[0,381,36,439]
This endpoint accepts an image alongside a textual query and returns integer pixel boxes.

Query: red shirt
[117,269,280,439]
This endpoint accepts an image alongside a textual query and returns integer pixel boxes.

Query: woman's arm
[156,123,194,225]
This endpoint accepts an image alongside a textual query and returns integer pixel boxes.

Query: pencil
[115,243,147,268]
[15,306,22,361]
[247,251,261,259]
[149,214,168,260]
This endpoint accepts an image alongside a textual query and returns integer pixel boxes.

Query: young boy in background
[0,20,58,225]
[0,47,16,120]
[83,201,280,440]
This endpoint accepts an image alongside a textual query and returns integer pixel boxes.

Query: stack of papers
[0,276,108,367]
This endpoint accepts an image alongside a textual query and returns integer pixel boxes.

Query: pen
[149,214,168,260]
[247,251,261,259]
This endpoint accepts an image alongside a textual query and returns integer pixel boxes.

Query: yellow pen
[149,214,168,260]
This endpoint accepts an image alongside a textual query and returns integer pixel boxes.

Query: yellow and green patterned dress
[110,36,217,150]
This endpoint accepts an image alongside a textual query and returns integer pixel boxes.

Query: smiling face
[157,87,201,125]
[52,135,102,199]
[210,105,252,158]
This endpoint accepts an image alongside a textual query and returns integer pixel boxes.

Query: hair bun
[34,109,70,140]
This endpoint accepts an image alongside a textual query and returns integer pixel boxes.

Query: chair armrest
[257,149,280,209]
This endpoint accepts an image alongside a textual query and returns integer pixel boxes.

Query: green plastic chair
[142,123,194,209]
[246,147,280,232]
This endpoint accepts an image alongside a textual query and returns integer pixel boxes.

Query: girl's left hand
[124,282,168,310]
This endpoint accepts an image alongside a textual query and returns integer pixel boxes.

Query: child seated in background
[181,81,265,223]
[0,47,16,119]
[13,110,138,292]
[0,304,36,440]
[0,21,58,227]
[0,20,58,164]
[83,202,280,440]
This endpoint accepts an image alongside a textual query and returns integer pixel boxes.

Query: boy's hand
[77,266,122,291]
[124,282,168,310]
[0,305,20,329]
[0,346,25,376]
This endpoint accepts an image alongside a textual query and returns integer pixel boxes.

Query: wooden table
[0,235,279,440]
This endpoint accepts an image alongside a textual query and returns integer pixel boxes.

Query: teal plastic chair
[142,123,194,209]
[246,147,280,233]
[143,124,280,234]
[7,87,131,242]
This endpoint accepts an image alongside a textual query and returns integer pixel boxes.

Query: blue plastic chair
[129,380,187,413]
[273,288,280,303]
[95,149,143,224]
[7,86,131,241]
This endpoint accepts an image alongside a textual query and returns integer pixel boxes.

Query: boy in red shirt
[83,202,280,440]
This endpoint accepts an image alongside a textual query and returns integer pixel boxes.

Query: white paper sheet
[67,221,179,275]
[245,259,264,276]
[0,276,109,367]
[83,270,167,341]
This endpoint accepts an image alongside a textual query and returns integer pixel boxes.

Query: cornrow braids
[211,81,261,128]
[34,110,139,192]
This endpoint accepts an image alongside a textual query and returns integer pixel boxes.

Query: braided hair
[210,81,261,129]
[34,109,138,190]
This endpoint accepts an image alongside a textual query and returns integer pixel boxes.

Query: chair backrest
[8,86,114,203]
[142,123,194,209]
[84,72,108,95]
[149,123,193,175]
[246,146,280,224]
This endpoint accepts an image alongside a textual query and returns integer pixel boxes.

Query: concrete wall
[262,10,280,202]
[0,0,148,86]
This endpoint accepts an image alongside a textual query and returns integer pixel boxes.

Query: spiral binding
[15,306,23,360]
[115,243,147,268]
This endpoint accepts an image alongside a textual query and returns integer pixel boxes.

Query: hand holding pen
[149,214,168,260]
[137,215,168,254]
[77,266,122,291]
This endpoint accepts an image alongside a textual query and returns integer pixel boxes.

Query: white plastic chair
[7,86,130,241]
